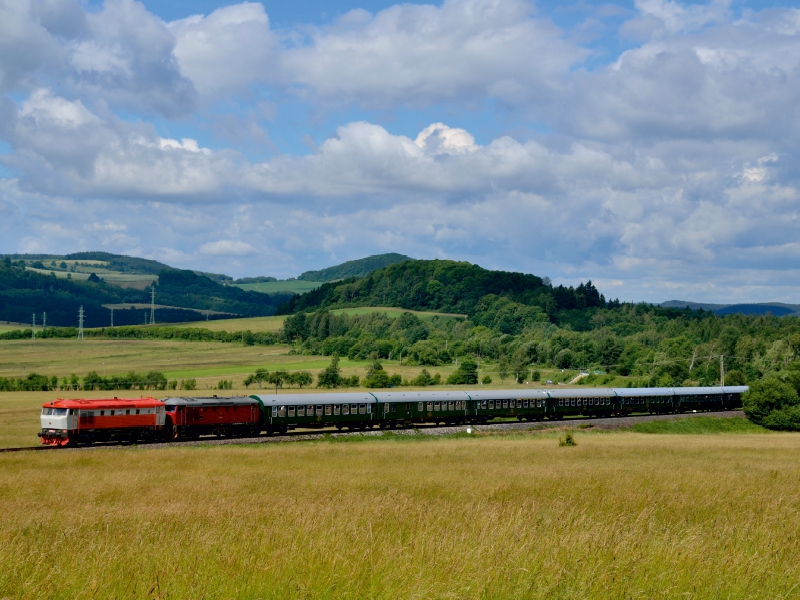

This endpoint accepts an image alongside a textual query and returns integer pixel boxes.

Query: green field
[234,280,322,294]
[330,306,467,319]
[25,265,157,289]
[1,430,798,598]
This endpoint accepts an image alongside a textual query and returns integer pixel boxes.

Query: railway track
[2,410,745,453]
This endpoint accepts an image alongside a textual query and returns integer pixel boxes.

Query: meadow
[234,280,323,294]
[1,430,799,598]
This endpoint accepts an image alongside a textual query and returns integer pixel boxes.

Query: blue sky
[1,0,800,303]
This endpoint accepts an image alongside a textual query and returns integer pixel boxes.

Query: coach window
[448,401,454,410]
[271,406,277,417]
[315,405,322,416]
[278,406,286,417]
[288,407,295,417]
[384,404,390,413]
[434,402,440,411]
[325,405,332,416]
[334,405,340,415]
[418,402,424,412]
[297,406,304,417]
[427,402,433,411]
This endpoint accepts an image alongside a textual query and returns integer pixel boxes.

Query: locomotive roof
[251,392,377,406]
[42,397,162,409]
[161,396,258,407]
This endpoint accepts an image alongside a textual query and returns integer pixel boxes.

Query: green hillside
[297,253,411,282]
[0,259,290,327]
[278,259,606,326]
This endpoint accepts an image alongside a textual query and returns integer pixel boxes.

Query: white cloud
[169,2,277,100]
[198,240,257,255]
[278,0,584,108]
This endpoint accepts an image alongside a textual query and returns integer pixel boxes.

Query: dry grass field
[172,315,287,332]
[1,431,799,598]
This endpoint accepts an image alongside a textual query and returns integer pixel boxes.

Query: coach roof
[162,396,258,407]
[251,393,377,406]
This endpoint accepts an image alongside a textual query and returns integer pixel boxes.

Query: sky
[1,0,799,304]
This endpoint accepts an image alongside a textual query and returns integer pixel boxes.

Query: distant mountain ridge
[297,253,412,282]
[661,300,800,316]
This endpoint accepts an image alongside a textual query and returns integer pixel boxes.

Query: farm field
[168,315,287,333]
[1,431,798,598]
[0,321,29,333]
[25,265,157,289]
[234,280,322,294]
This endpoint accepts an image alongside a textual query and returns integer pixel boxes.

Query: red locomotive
[39,397,166,446]
[162,396,261,440]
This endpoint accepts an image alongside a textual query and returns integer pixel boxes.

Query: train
[38,385,749,446]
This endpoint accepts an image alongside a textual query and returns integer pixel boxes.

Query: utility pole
[720,355,725,386]
[78,306,84,340]
[110,307,114,327]
[150,285,156,325]
[31,313,35,339]
[42,312,46,333]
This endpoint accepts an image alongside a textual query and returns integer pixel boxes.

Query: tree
[446,359,479,385]
[266,370,290,393]
[742,376,800,428]
[317,353,342,388]
[364,357,390,388]
[498,355,509,383]
[289,371,313,388]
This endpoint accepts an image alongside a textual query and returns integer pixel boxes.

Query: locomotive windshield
[42,408,68,416]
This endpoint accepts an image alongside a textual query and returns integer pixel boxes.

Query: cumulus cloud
[279,0,584,108]
[169,2,277,100]
[0,89,233,197]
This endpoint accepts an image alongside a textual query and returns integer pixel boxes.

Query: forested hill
[297,253,411,282]
[0,259,289,327]
[277,259,610,328]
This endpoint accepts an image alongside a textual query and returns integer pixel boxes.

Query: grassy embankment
[1,431,798,598]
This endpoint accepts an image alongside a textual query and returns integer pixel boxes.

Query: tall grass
[2,433,799,598]
[628,416,766,434]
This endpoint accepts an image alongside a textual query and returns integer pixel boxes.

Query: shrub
[559,433,577,446]
[446,359,479,385]
[481,375,492,384]
[742,376,800,428]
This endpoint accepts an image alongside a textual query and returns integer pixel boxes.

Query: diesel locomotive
[39,385,748,446]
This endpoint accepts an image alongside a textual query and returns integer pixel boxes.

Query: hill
[661,300,800,316]
[297,253,411,282]
[1,252,233,289]
[0,259,290,327]
[277,259,607,328]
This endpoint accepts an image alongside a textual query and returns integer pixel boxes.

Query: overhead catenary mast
[150,285,156,325]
